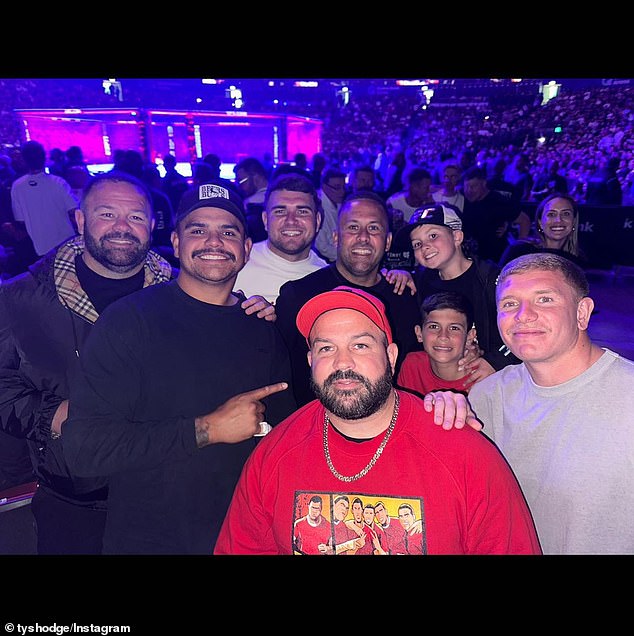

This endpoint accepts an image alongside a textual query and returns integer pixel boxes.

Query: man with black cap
[61,182,297,554]
[214,286,541,555]
[397,202,520,379]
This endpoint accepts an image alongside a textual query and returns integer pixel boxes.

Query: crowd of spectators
[319,83,634,206]
[2,78,634,215]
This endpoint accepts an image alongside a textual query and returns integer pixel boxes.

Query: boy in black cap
[397,203,520,377]
[62,182,297,554]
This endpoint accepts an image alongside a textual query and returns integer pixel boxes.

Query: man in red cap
[214,286,542,555]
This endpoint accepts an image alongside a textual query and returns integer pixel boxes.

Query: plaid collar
[54,235,173,323]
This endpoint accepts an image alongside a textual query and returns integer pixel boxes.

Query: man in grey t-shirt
[467,253,634,554]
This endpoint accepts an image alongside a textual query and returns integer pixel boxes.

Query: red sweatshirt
[215,391,541,555]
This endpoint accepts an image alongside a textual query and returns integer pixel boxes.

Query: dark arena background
[2,77,634,268]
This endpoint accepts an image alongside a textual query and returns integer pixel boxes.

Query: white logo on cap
[198,184,230,200]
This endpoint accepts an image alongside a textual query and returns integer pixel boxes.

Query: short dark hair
[408,167,432,184]
[264,172,321,212]
[352,165,375,177]
[321,167,346,186]
[81,171,153,217]
[234,157,267,179]
[420,291,475,331]
[462,166,487,182]
[21,141,46,171]
[340,190,389,220]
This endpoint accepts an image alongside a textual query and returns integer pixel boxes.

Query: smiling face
[415,308,473,367]
[409,224,462,271]
[77,180,154,277]
[335,199,392,284]
[172,207,252,298]
[537,196,576,247]
[398,506,415,531]
[263,189,322,261]
[496,269,592,365]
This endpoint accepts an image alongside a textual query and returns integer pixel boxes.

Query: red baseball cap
[296,286,393,344]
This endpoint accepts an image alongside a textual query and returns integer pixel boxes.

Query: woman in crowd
[499,192,587,268]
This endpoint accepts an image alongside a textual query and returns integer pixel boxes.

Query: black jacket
[0,236,174,506]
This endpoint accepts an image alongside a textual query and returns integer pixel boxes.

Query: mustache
[191,249,236,261]
[101,231,140,244]
[324,369,368,388]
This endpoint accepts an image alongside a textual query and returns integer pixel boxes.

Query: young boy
[396,203,520,389]
[397,291,481,397]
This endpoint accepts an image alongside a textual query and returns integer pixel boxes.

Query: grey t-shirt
[469,349,634,555]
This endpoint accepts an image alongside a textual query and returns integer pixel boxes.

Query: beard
[84,229,150,273]
[310,363,394,420]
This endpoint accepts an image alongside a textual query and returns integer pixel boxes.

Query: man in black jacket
[61,183,296,554]
[0,172,273,554]
[0,171,173,553]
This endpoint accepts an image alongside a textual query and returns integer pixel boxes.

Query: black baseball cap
[396,202,463,243]
[176,182,247,231]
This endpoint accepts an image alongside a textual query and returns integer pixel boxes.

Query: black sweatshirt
[62,280,297,554]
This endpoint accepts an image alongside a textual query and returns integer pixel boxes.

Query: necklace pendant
[323,391,400,483]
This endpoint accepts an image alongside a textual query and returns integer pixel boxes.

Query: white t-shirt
[11,171,78,255]
[386,191,419,223]
[234,240,327,304]
[432,190,465,212]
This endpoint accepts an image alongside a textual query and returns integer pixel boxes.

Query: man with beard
[214,286,541,555]
[61,182,296,554]
[0,172,275,554]
[233,173,327,304]
[0,171,172,554]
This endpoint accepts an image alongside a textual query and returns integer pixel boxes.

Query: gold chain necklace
[323,390,400,483]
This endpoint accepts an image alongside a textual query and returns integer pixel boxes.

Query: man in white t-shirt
[11,140,78,256]
[432,161,465,212]
[234,173,326,304]
[386,167,434,226]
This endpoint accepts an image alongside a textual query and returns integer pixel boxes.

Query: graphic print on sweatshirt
[292,490,426,555]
